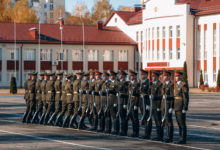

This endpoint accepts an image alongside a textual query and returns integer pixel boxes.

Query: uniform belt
[67,93,72,96]
[37,90,40,93]
[62,91,65,93]
[48,91,52,93]
[56,91,61,94]
[74,91,79,94]
[175,97,182,100]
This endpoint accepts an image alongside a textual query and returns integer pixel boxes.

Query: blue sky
[65,0,140,13]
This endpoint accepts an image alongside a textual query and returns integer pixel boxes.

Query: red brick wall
[7,61,19,70]
[103,62,113,71]
[57,61,68,70]
[88,62,99,70]
[41,61,52,70]
[72,62,83,70]
[118,62,128,70]
[24,61,36,70]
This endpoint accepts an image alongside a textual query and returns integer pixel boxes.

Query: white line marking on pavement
[188,125,220,131]
[0,129,111,150]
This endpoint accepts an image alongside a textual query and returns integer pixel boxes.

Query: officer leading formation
[22,69,189,144]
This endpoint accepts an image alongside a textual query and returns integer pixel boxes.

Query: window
[176,25,180,38]
[213,28,216,57]
[50,4,53,11]
[72,49,83,61]
[50,12,53,19]
[204,71,208,83]
[44,4,47,8]
[24,49,36,61]
[177,48,180,59]
[163,49,166,60]
[157,27,159,39]
[57,49,67,61]
[115,18,117,23]
[169,48,172,60]
[162,27,165,38]
[88,50,99,61]
[7,48,19,60]
[204,29,207,59]
[169,26,173,38]
[213,70,217,82]
[103,50,114,61]
[136,31,139,41]
[40,49,52,61]
[119,50,128,61]
[152,27,154,39]
[157,49,159,60]
[152,50,154,60]
[7,72,19,82]
[0,48,2,60]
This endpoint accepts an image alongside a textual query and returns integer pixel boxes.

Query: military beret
[95,71,102,75]
[129,70,137,76]
[175,71,183,76]
[163,71,171,76]
[141,69,148,75]
[66,74,73,79]
[151,71,160,76]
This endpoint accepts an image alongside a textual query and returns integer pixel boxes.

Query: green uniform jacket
[28,79,36,101]
[81,79,89,103]
[150,80,163,110]
[46,80,55,102]
[55,79,62,102]
[162,81,174,110]
[108,80,119,106]
[128,80,140,107]
[73,79,81,102]
[35,79,42,101]
[24,79,30,99]
[61,80,68,102]
[65,81,73,104]
[140,79,151,105]
[40,80,47,103]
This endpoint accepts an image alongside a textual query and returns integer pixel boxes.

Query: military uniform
[69,72,83,128]
[62,74,73,127]
[161,71,174,143]
[127,70,140,137]
[26,72,37,123]
[150,71,163,141]
[87,72,95,126]
[39,75,48,124]
[139,70,152,139]
[48,72,63,125]
[118,70,129,136]
[43,73,55,125]
[31,73,44,123]
[22,74,31,123]
[174,71,189,144]
[55,75,68,126]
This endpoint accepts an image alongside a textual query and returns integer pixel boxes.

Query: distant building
[11,0,65,24]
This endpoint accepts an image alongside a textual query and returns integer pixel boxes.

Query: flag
[58,17,64,30]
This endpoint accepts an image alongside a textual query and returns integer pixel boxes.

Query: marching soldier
[87,71,95,126]
[69,71,84,128]
[31,73,44,123]
[150,71,163,141]
[78,72,90,129]
[39,73,49,124]
[174,71,189,144]
[90,71,103,131]
[161,71,174,143]
[26,72,37,123]
[127,70,140,137]
[62,74,74,127]
[117,69,129,136]
[48,72,63,125]
[139,69,152,139]
[99,71,109,132]
[43,73,55,125]
[55,74,68,126]
[22,72,32,123]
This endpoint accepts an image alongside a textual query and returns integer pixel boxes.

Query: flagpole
[14,20,16,80]
[38,16,41,74]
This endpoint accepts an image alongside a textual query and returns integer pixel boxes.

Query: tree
[217,70,220,87]
[200,70,204,86]
[183,61,188,85]
[47,5,65,24]
[91,0,113,24]
[13,0,38,23]
[10,76,17,94]
[0,0,13,22]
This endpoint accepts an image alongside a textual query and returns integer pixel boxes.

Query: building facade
[105,0,220,88]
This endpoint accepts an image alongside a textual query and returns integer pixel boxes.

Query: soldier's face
[57,75,62,79]
[90,75,94,80]
[102,75,108,80]
[141,74,147,80]
[163,75,169,82]
[40,75,44,80]
[110,75,115,80]
[152,76,158,81]
[28,75,31,79]
[119,74,124,80]
[130,75,135,81]
[95,75,100,80]
[50,76,54,80]
[175,75,181,81]
[77,75,82,79]
[84,76,89,80]
[32,75,36,80]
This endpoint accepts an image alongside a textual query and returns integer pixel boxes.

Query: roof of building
[176,0,220,15]
[104,10,142,26]
[0,22,137,45]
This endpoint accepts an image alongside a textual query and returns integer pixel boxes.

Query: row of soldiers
[22,69,189,144]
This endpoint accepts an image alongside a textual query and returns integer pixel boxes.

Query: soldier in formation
[22,69,189,144]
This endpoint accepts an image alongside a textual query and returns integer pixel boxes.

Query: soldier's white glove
[123,105,127,109]
[134,106,138,110]
[168,108,173,113]
[94,103,96,107]
[182,110,187,114]
[146,105,150,110]
[114,104,117,107]
[157,108,161,111]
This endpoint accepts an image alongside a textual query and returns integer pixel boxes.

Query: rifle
[140,94,146,125]
[77,89,82,113]
[85,90,90,114]
[147,94,153,122]
[161,94,168,123]
[126,91,133,118]
[104,88,109,116]
[98,91,103,117]
[90,91,95,116]
[116,92,121,118]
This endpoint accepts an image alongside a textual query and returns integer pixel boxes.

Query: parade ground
[0,95,220,150]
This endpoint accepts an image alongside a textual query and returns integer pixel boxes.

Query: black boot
[22,111,28,123]
[142,125,151,139]
[62,115,70,128]
[26,111,33,124]
[54,114,62,126]
[152,126,163,141]
[78,117,85,130]
[112,120,119,135]
[175,127,186,144]
[164,126,173,143]
[119,121,126,136]
[43,112,49,125]
[104,119,111,133]
[31,111,39,124]
[39,113,45,124]
[131,123,139,137]
[97,117,105,132]
[69,115,78,128]
[89,118,98,131]
[47,113,56,125]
